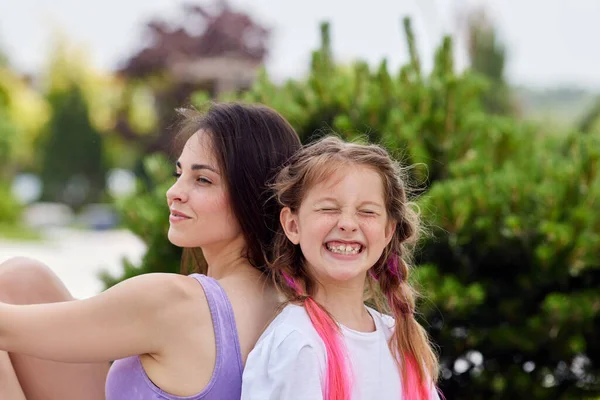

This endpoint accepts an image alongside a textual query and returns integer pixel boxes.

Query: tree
[0,36,8,68]
[0,58,48,228]
[113,0,270,163]
[39,83,106,208]
[0,66,49,178]
[0,88,20,225]
[463,8,516,115]
[578,96,600,134]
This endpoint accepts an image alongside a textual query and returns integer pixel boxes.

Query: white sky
[0,0,598,89]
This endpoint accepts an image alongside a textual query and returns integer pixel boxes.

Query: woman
[0,102,301,399]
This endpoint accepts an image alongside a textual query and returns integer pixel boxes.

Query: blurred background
[0,0,598,398]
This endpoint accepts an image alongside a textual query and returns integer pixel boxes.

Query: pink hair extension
[281,271,301,294]
[387,290,436,400]
[370,252,400,281]
[304,298,353,400]
[369,268,379,281]
[402,354,430,400]
[388,253,401,279]
[280,272,352,398]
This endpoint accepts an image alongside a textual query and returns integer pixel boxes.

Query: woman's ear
[280,207,300,245]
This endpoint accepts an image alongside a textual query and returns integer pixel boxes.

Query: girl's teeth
[326,244,361,255]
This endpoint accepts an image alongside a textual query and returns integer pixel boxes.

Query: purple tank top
[105,273,244,399]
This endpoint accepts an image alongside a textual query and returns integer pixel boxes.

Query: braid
[370,251,438,400]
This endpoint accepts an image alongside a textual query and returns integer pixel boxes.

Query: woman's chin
[167,230,189,248]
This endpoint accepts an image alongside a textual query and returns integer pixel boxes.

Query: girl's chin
[329,273,363,283]
[319,265,369,284]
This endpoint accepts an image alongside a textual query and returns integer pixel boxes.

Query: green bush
[417,131,599,398]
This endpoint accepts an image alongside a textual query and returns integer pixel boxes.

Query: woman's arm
[0,273,205,363]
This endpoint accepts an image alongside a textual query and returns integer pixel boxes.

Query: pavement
[0,228,146,299]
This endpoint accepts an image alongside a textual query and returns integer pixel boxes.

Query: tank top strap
[189,273,243,380]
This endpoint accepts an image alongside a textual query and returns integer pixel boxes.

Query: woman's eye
[360,210,376,215]
[197,177,212,184]
[172,172,181,179]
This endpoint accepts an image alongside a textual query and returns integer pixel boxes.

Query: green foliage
[0,100,17,177]
[579,97,600,134]
[111,17,599,399]
[225,19,522,186]
[99,154,182,288]
[0,182,21,225]
[0,66,49,176]
[420,130,599,398]
[0,81,22,227]
[39,83,106,209]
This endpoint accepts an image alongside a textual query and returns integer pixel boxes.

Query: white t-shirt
[241,303,439,400]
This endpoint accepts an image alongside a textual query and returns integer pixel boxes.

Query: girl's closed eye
[319,208,338,212]
[172,171,181,179]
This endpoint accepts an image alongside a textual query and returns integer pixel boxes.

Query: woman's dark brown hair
[175,102,302,273]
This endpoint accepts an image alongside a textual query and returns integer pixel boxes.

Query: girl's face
[280,164,396,289]
[166,133,243,252]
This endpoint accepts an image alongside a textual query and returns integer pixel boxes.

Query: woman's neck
[312,277,375,332]
[202,236,254,280]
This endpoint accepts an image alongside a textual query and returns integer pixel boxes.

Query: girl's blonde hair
[269,135,439,400]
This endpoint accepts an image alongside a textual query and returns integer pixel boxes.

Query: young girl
[0,102,301,400]
[241,136,440,400]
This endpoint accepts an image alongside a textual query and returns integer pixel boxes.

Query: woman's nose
[166,178,188,204]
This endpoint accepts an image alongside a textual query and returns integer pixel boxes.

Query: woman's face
[166,132,243,251]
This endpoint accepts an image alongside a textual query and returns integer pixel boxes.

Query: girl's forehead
[303,165,385,203]
[310,164,380,189]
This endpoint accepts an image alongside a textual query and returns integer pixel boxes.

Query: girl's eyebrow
[314,197,338,203]
[313,198,384,208]
[359,201,384,208]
